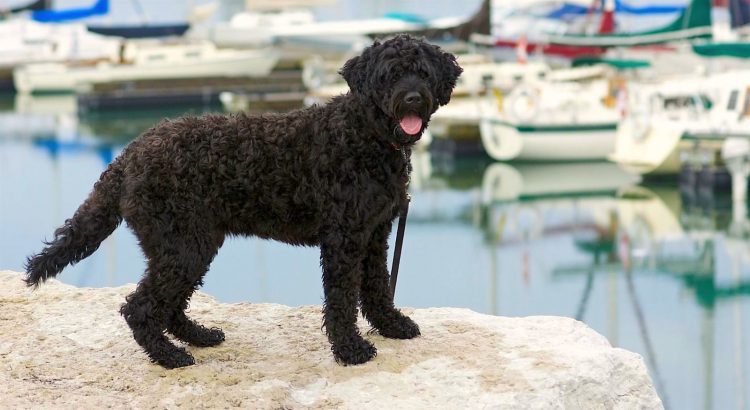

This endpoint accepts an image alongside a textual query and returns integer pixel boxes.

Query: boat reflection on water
[413,152,749,410]
[1,98,748,409]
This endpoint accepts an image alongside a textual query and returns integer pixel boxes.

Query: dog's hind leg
[167,309,225,348]
[320,228,377,365]
[360,223,420,340]
[120,228,222,369]
[166,266,226,348]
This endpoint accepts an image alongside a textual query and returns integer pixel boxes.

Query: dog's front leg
[360,222,420,339]
[320,229,376,365]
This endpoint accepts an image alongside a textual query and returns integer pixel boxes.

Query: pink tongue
[399,115,423,136]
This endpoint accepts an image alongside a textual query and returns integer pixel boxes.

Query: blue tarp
[32,0,108,23]
[730,0,750,27]
[546,0,685,20]
[613,0,685,14]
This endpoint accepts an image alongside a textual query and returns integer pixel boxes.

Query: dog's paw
[332,337,377,365]
[153,347,196,369]
[171,325,226,348]
[196,327,226,347]
[375,314,421,340]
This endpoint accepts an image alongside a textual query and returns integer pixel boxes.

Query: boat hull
[87,24,190,38]
[14,48,280,94]
[479,119,617,161]
[608,119,685,176]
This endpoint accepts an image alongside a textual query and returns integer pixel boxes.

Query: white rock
[0,270,663,409]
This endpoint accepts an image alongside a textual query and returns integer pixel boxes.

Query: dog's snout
[404,91,422,105]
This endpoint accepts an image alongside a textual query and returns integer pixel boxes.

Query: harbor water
[0,96,748,410]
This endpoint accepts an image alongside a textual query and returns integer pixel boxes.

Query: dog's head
[339,34,463,147]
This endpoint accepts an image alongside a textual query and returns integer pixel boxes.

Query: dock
[77,68,308,112]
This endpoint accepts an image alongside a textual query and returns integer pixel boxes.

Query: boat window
[147,54,166,61]
[185,51,201,58]
[662,96,695,109]
[728,90,739,111]
[743,87,750,117]
[660,94,712,111]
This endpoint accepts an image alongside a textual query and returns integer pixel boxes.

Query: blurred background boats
[12,41,280,94]
[477,63,621,161]
[3,0,750,408]
[0,19,122,90]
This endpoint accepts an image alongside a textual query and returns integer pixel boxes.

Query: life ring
[507,85,540,123]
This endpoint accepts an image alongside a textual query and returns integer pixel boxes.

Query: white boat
[208,7,467,48]
[13,41,280,94]
[0,19,122,88]
[478,65,620,161]
[609,71,750,176]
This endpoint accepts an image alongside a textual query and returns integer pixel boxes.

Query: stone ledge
[0,270,663,409]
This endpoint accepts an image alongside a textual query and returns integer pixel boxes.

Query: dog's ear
[434,50,463,106]
[339,42,378,95]
[339,55,364,94]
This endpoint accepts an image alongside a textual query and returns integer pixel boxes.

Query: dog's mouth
[398,115,423,136]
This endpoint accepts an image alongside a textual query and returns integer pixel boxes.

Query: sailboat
[474,0,688,58]
[546,0,712,48]
[609,69,750,176]
[477,64,623,161]
[31,0,191,38]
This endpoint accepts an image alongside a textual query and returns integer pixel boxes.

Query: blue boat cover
[546,0,684,20]
[730,0,750,27]
[382,12,428,25]
[32,0,108,23]
[613,0,685,14]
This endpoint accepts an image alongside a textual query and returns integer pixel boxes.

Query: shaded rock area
[0,270,663,409]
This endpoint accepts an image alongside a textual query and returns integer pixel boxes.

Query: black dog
[25,35,462,369]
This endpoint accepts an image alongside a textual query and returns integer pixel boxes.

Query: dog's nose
[404,92,422,105]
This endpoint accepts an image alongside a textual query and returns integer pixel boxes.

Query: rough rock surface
[0,270,663,409]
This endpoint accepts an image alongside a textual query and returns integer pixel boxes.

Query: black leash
[389,194,410,298]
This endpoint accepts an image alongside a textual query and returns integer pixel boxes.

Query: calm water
[0,95,748,410]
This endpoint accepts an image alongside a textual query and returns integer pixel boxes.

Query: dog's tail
[25,160,124,287]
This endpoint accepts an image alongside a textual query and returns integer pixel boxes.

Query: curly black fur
[25,35,462,369]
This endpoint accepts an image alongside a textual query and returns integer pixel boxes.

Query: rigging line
[130,0,149,24]
[624,268,671,410]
